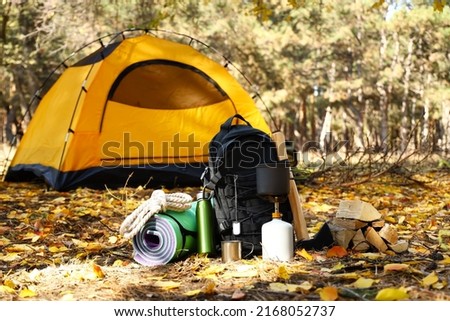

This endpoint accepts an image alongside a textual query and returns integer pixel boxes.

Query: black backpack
[204,114,292,256]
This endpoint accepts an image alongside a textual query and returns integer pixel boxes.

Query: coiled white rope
[119,189,193,239]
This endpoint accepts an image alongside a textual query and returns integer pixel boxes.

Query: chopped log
[370,220,386,229]
[388,240,409,253]
[351,229,370,251]
[328,223,356,249]
[336,200,382,222]
[332,218,368,230]
[365,226,388,252]
[333,229,357,249]
[378,224,398,244]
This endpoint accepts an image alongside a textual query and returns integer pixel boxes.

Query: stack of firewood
[328,200,408,253]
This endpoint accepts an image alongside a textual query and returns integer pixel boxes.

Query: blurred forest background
[0,0,449,181]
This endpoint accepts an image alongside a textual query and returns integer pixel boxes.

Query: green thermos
[196,190,216,254]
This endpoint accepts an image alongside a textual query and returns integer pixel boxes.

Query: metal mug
[221,240,242,262]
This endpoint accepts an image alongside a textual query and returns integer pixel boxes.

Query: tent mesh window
[109,61,228,109]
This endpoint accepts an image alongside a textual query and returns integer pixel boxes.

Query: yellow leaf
[184,289,202,297]
[269,282,289,292]
[60,293,75,301]
[72,238,88,248]
[371,0,385,9]
[0,252,21,262]
[0,236,11,246]
[332,272,359,279]
[270,282,305,293]
[92,263,105,279]
[153,280,181,290]
[4,279,16,289]
[422,272,439,287]
[5,244,34,253]
[439,257,450,264]
[319,286,338,301]
[331,262,345,271]
[19,288,37,298]
[196,264,225,278]
[375,287,409,301]
[223,265,258,278]
[202,280,216,294]
[85,242,103,252]
[351,277,375,289]
[298,248,313,261]
[297,281,313,292]
[278,265,290,280]
[22,232,41,242]
[0,285,16,294]
[432,282,445,290]
[433,0,446,12]
[48,245,68,253]
[108,236,118,244]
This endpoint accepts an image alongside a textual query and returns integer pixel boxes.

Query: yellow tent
[5,31,271,190]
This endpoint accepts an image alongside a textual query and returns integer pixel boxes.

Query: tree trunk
[377,29,389,150]
[400,37,414,151]
[442,102,450,154]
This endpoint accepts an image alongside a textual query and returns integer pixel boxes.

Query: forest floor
[0,146,450,301]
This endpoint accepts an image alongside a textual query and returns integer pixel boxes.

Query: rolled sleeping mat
[132,202,197,266]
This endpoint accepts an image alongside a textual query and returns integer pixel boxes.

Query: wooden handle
[272,131,310,241]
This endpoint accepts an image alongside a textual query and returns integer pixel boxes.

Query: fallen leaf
[223,265,258,278]
[0,236,11,246]
[269,282,289,292]
[184,289,202,297]
[202,280,216,294]
[278,265,290,280]
[326,245,348,258]
[92,263,105,279]
[319,286,338,301]
[331,272,360,279]
[60,293,75,301]
[331,262,345,271]
[0,252,21,262]
[351,277,375,289]
[268,282,302,293]
[108,236,118,244]
[153,280,181,290]
[432,282,446,290]
[4,279,16,289]
[439,257,450,265]
[297,281,313,292]
[375,287,409,301]
[371,0,385,9]
[0,285,16,294]
[196,264,225,278]
[297,248,313,261]
[48,245,68,253]
[5,244,34,253]
[231,288,246,300]
[433,0,446,12]
[71,238,89,248]
[85,242,103,252]
[422,272,439,287]
[112,259,124,267]
[383,263,409,273]
[19,288,37,298]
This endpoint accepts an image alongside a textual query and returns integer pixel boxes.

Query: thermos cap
[197,191,211,200]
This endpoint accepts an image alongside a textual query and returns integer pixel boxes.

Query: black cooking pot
[256,161,290,201]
